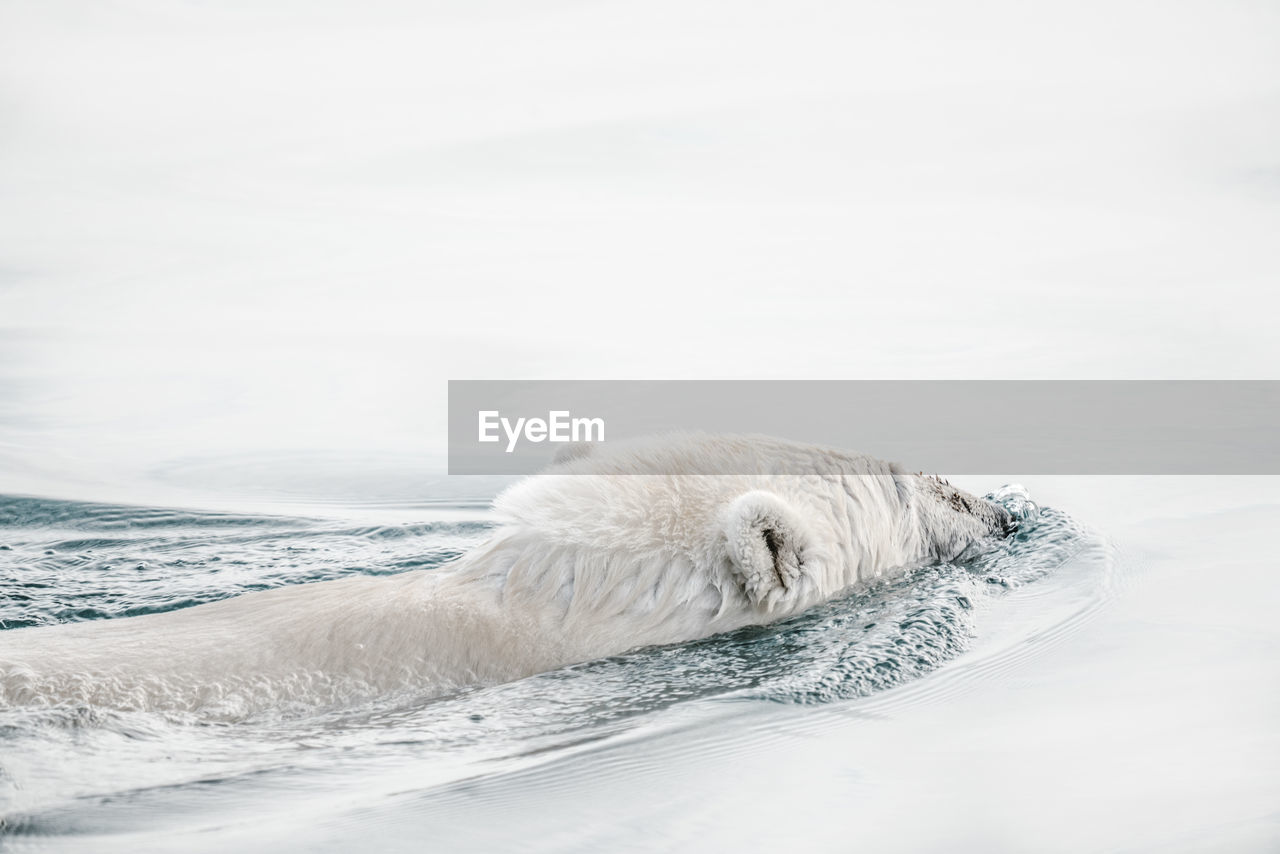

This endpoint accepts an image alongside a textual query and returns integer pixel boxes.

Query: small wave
[0,496,490,629]
[0,495,294,532]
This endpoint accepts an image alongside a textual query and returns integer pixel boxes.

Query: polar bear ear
[721,490,811,609]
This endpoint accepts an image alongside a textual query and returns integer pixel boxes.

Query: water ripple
[0,486,1104,838]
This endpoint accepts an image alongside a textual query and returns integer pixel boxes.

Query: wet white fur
[0,434,1007,717]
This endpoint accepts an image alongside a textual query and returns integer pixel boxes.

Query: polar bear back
[489,434,933,612]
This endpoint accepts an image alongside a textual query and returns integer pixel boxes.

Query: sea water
[4,475,1274,852]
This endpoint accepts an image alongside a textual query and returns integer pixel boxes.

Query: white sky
[1,0,1277,500]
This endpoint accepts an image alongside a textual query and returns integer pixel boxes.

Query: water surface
[0,483,1116,850]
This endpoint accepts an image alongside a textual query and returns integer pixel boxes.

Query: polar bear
[0,434,1013,717]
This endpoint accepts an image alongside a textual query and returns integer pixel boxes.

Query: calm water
[0,481,1116,850]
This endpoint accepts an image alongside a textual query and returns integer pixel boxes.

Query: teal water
[0,486,1101,850]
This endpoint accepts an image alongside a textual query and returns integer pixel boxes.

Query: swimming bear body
[0,434,1012,717]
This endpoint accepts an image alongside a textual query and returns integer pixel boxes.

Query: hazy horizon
[3,0,1278,503]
